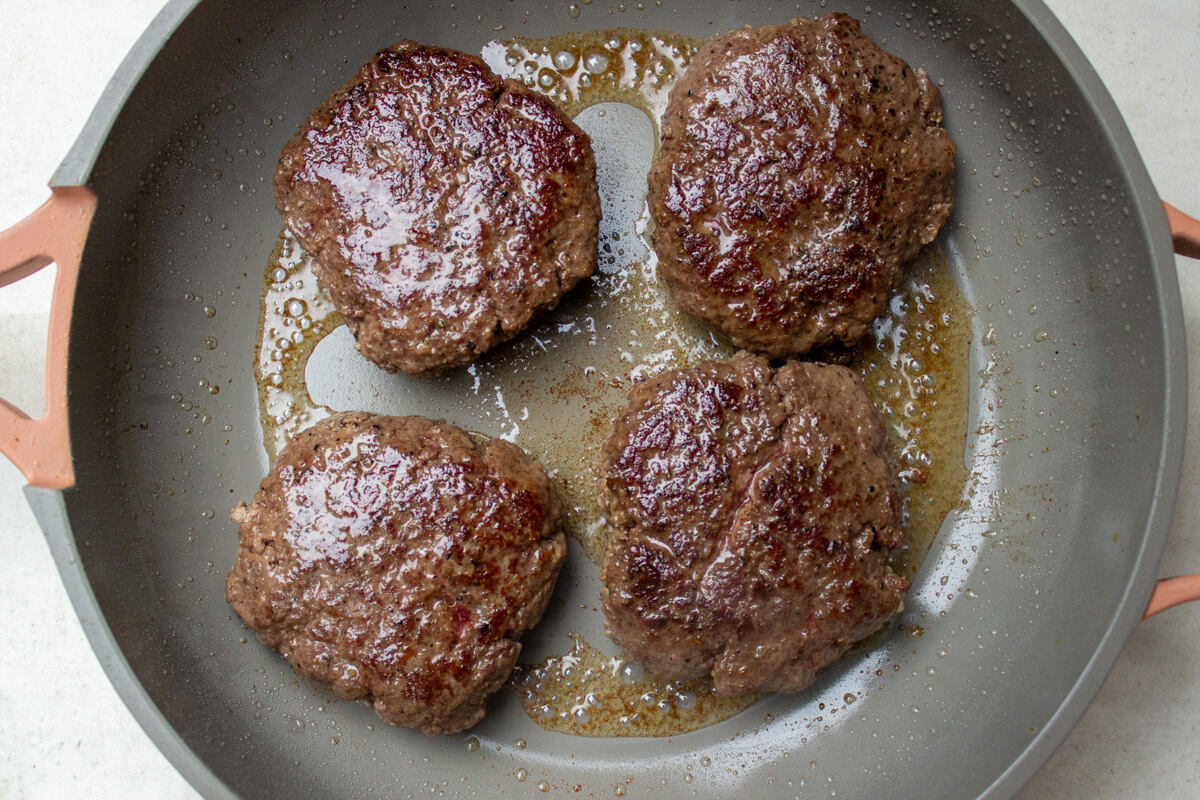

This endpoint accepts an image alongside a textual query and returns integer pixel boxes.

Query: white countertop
[0,1,1197,797]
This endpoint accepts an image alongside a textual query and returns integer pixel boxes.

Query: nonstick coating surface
[48,0,1183,798]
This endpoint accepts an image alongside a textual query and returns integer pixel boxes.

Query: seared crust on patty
[275,42,600,376]
[648,14,955,356]
[226,412,566,735]
[599,354,907,695]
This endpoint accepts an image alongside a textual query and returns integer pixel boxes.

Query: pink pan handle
[1145,575,1200,619]
[1144,202,1200,618]
[0,186,96,490]
[1164,202,1200,260]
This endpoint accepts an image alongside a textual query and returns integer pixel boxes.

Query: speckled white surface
[0,1,1196,798]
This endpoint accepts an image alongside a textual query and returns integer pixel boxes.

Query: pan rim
[38,1,1187,798]
[974,0,1187,796]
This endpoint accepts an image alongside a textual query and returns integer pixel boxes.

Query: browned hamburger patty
[648,14,956,357]
[599,354,908,695]
[225,412,566,735]
[275,42,600,376]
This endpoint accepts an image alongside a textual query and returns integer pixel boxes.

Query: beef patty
[226,412,566,735]
[599,354,907,695]
[275,42,600,376]
[648,14,956,357]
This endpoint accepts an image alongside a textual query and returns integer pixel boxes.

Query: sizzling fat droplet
[583,52,609,73]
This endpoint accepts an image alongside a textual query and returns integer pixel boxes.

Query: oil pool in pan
[251,28,971,738]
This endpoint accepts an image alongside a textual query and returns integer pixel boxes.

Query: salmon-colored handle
[0,186,96,490]
[1164,202,1200,259]
[1144,574,1200,618]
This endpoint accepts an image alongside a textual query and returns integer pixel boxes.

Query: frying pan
[2,0,1199,798]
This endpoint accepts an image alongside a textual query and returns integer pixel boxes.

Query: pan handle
[1165,202,1200,259]
[1145,575,1200,618]
[0,186,96,490]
